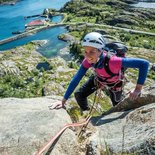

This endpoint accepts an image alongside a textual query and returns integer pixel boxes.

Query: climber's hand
[49,99,66,110]
[129,90,141,100]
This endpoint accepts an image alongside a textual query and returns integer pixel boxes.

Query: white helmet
[81,32,106,49]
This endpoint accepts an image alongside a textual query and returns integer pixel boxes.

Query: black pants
[74,75,122,111]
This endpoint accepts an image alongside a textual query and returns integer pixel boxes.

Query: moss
[86,91,112,116]
[67,106,82,122]
[25,42,36,51]
[147,70,155,80]
[68,61,79,69]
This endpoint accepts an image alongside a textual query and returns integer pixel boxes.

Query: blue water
[132,2,155,8]
[0,26,68,58]
[0,0,69,40]
[0,0,70,58]
[51,15,63,23]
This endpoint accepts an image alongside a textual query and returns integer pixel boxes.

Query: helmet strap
[96,51,103,63]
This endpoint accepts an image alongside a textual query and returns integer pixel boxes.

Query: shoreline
[0,0,18,6]
[1,22,155,46]
[1,0,155,51]
[0,23,67,46]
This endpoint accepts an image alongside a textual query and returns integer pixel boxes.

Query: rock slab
[0,97,79,155]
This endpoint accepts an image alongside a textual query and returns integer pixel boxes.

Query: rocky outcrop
[1,86,155,155]
[88,103,155,154]
[31,40,48,47]
[87,86,155,154]
[58,33,78,43]
[43,81,65,96]
[106,15,139,26]
[101,85,155,115]
[0,60,20,76]
[0,0,17,5]
[138,0,155,2]
[0,44,76,98]
[0,96,79,155]
[0,47,42,76]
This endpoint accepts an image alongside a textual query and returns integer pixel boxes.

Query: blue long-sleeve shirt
[64,57,149,100]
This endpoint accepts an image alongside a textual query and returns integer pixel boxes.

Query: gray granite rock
[0,97,79,155]
[87,86,155,155]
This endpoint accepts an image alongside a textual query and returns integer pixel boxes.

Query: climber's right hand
[49,99,66,110]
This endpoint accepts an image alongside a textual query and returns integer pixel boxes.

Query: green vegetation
[0,43,76,98]
[0,70,46,98]
[67,106,82,122]
[60,0,155,33]
[67,26,155,62]
[148,70,155,80]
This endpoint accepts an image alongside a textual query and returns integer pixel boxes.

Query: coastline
[0,23,67,46]
[1,21,155,46]
[0,0,18,5]
[1,0,155,53]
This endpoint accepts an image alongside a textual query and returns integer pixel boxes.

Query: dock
[1,22,155,46]
[0,23,67,46]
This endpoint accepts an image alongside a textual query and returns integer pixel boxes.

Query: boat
[24,14,41,20]
[12,31,24,34]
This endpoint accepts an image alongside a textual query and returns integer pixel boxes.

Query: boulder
[31,40,48,47]
[0,96,79,155]
[88,103,155,154]
[59,46,71,61]
[43,81,65,96]
[58,33,77,43]
[87,86,155,154]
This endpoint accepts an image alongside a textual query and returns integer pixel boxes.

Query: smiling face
[83,46,102,64]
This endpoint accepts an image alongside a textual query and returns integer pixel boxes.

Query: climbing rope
[78,88,101,137]
[35,117,91,155]
[35,76,131,155]
[35,81,102,155]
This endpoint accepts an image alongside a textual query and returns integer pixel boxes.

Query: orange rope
[35,116,91,155]
[35,77,130,155]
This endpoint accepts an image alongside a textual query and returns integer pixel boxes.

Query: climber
[49,32,149,111]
